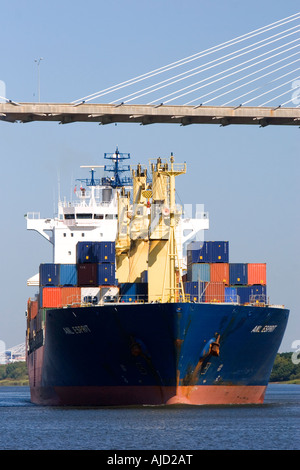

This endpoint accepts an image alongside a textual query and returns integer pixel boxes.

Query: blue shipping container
[77,241,115,264]
[99,242,115,263]
[225,287,237,303]
[237,285,267,304]
[97,263,115,285]
[187,263,210,282]
[184,281,206,302]
[39,263,60,286]
[187,241,229,264]
[60,264,77,286]
[77,242,94,263]
[210,241,229,263]
[229,263,248,285]
[187,241,210,264]
[250,285,267,303]
[119,283,148,302]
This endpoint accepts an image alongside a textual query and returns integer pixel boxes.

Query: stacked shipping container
[119,283,148,303]
[187,241,229,264]
[184,281,206,302]
[229,263,248,285]
[35,240,267,308]
[76,241,115,264]
[236,285,267,304]
[39,241,117,308]
[39,287,81,308]
[185,241,267,304]
[247,263,267,285]
[210,263,229,284]
[60,264,78,286]
[187,263,210,282]
[185,241,229,303]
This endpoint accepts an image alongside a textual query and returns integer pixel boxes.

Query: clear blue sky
[0,0,299,352]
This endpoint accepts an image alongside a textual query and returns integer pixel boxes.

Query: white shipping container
[100,286,119,303]
[81,287,101,305]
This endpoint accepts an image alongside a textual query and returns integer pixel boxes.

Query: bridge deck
[0,102,299,126]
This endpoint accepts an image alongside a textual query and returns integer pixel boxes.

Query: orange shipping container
[61,287,81,307]
[247,263,266,285]
[210,263,229,284]
[205,282,225,303]
[41,287,62,308]
[27,299,38,319]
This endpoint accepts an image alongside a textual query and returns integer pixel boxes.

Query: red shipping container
[210,263,229,284]
[247,263,266,285]
[205,282,225,303]
[61,287,81,307]
[41,287,62,308]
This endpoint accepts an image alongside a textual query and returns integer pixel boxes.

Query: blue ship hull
[27,302,289,405]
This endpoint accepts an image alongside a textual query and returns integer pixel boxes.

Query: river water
[0,384,298,451]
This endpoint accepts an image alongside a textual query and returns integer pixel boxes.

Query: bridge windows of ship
[60,231,107,239]
[77,213,93,219]
[64,213,117,220]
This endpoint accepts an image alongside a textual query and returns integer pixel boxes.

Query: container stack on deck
[185,241,267,304]
[30,239,267,309]
[38,241,117,308]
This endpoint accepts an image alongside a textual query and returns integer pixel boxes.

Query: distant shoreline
[0,379,299,387]
[1,352,299,387]
[0,380,29,386]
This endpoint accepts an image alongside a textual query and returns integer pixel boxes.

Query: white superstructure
[25,150,209,284]
[27,183,120,265]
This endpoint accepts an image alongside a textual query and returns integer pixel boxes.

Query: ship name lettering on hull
[251,325,277,333]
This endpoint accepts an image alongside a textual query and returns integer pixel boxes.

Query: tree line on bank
[0,352,299,385]
[269,352,300,383]
[0,361,28,385]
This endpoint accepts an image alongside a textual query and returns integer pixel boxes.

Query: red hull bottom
[30,384,267,406]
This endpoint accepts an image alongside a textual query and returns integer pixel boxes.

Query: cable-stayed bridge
[0,12,299,127]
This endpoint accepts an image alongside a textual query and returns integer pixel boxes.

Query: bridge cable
[187,54,300,106]
[250,76,300,106]
[146,35,300,104]
[71,12,300,104]
[222,68,300,106]
[111,25,300,104]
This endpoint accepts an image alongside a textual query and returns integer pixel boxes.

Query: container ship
[25,148,289,406]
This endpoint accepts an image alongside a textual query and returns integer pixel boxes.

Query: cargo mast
[159,155,186,302]
[147,155,186,303]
